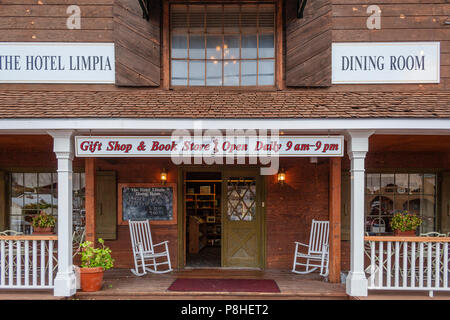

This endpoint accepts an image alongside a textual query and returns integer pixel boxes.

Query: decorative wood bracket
[138,0,151,21]
[297,0,307,19]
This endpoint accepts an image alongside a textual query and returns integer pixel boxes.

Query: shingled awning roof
[0,90,448,119]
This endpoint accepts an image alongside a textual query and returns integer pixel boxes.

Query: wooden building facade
[0,0,449,298]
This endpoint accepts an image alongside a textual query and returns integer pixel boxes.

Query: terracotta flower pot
[394,229,416,237]
[33,227,54,234]
[79,267,104,292]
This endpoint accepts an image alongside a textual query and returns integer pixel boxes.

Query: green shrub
[390,211,422,232]
[32,211,56,228]
[79,238,114,270]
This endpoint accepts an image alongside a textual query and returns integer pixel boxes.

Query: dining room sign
[332,42,440,84]
[0,42,115,83]
[75,135,344,157]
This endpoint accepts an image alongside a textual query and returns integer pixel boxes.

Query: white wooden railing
[0,235,57,289]
[365,236,450,297]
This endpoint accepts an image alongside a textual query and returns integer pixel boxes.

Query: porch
[70,269,349,300]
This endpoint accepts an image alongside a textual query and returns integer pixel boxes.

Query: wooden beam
[276,0,285,90]
[85,158,96,244]
[329,157,341,283]
[162,0,170,90]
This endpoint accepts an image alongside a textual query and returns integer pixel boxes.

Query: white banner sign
[0,42,115,83]
[75,136,344,157]
[332,42,440,84]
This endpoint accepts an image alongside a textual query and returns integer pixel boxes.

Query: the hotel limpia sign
[75,136,344,157]
[0,42,115,83]
[332,42,440,84]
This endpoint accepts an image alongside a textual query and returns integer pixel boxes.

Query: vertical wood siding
[332,0,450,91]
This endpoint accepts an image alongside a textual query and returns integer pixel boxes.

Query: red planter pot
[33,227,54,234]
[79,267,104,292]
[394,229,416,237]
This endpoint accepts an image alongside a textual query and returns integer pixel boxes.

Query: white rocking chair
[128,220,172,276]
[292,219,330,277]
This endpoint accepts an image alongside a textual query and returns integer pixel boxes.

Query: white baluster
[48,240,54,287]
[370,241,375,288]
[40,240,45,287]
[419,242,424,288]
[444,243,448,288]
[402,242,408,288]
[427,242,432,288]
[0,241,5,287]
[378,241,383,287]
[32,240,37,287]
[411,242,416,288]
[435,243,441,289]
[8,240,13,286]
[16,240,21,286]
[394,241,400,288]
[25,240,29,287]
[387,241,392,288]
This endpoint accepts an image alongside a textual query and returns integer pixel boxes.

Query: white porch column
[48,130,77,297]
[345,130,374,297]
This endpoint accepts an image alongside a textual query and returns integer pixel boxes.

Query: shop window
[170,3,275,87]
[365,173,437,235]
[9,172,85,234]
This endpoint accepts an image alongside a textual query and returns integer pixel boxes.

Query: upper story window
[170,3,275,87]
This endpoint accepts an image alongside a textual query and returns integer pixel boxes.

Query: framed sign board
[118,183,177,225]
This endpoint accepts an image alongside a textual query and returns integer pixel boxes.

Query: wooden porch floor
[74,268,348,300]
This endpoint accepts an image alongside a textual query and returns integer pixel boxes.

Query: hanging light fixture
[160,168,167,184]
[277,168,286,184]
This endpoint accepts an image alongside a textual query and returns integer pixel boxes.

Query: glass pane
[227,177,256,221]
[11,173,23,198]
[366,173,380,194]
[23,173,38,215]
[224,60,239,86]
[80,173,86,196]
[171,60,187,85]
[206,60,222,86]
[395,173,408,194]
[241,60,257,85]
[409,173,423,194]
[38,173,53,214]
[241,5,257,33]
[423,174,436,195]
[206,35,222,60]
[189,61,205,86]
[189,35,205,59]
[223,5,240,33]
[171,34,188,59]
[258,34,274,58]
[420,196,435,233]
[241,35,257,59]
[381,174,395,194]
[206,5,222,33]
[11,173,24,224]
[223,35,240,59]
[258,59,274,85]
[189,5,205,32]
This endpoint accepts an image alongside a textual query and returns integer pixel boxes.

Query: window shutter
[285,0,332,87]
[114,0,161,86]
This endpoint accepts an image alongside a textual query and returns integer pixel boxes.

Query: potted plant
[390,211,422,236]
[78,238,114,292]
[32,211,56,234]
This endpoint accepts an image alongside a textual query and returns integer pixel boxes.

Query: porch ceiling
[370,134,450,152]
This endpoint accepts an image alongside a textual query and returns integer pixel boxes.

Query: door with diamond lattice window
[222,170,262,268]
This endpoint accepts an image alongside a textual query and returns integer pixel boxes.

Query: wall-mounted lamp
[160,168,167,184]
[277,168,286,185]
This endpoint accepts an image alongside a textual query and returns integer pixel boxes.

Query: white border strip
[0,118,449,132]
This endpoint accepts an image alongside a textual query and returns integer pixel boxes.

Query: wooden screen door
[222,169,263,268]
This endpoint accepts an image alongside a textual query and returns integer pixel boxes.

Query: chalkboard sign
[118,183,177,225]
